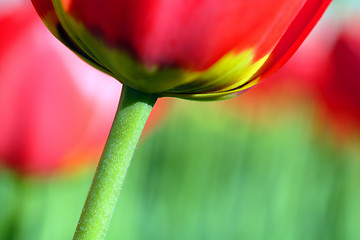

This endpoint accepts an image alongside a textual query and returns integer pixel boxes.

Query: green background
[1,99,359,240]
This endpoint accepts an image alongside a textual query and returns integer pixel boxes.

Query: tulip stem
[73,85,157,240]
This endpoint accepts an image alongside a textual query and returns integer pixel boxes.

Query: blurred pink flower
[0,3,122,176]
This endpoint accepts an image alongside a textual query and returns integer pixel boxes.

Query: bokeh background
[1,0,360,239]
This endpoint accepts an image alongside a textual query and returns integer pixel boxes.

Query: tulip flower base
[73,86,157,240]
[44,3,268,100]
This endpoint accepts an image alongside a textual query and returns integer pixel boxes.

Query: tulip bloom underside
[32,0,331,100]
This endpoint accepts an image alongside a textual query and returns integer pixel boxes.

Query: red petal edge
[255,0,332,80]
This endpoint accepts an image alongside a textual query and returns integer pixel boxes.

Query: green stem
[73,86,157,240]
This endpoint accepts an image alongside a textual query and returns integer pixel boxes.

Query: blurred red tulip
[31,0,330,100]
[316,19,360,139]
[0,3,122,176]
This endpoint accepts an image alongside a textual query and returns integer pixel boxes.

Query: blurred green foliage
[1,99,360,240]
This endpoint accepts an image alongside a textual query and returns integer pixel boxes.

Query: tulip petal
[255,0,332,79]
[63,0,307,71]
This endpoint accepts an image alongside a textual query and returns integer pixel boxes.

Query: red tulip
[0,3,122,176]
[31,0,331,100]
[27,2,332,237]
